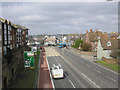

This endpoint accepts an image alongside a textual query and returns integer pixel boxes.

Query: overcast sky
[1,2,118,35]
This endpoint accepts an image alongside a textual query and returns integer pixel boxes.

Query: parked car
[51,64,64,79]
[42,49,45,52]
[40,46,44,50]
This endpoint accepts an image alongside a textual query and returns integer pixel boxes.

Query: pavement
[0,53,2,90]
[38,51,53,89]
[69,47,98,62]
[45,47,119,88]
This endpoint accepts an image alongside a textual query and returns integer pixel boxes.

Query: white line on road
[95,63,120,75]
[55,59,57,62]
[81,73,101,88]
[80,61,84,64]
[105,75,116,82]
[60,55,101,88]
[85,64,91,68]
[46,57,55,89]
[69,80,76,88]
[94,69,101,74]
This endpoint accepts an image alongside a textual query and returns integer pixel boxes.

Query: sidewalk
[38,51,53,89]
[69,47,98,62]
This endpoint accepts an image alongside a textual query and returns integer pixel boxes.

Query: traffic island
[10,50,40,88]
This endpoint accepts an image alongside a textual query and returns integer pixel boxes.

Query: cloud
[2,2,118,34]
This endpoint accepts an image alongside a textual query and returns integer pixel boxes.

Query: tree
[81,43,92,51]
[74,39,83,49]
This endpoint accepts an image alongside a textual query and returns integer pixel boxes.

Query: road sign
[24,51,34,68]
[31,46,37,55]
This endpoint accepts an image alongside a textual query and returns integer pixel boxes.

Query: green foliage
[74,39,83,48]
[71,45,75,48]
[81,43,92,51]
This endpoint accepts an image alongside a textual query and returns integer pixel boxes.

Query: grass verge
[95,61,120,74]
[11,50,40,88]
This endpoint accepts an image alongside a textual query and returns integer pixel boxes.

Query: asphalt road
[46,47,119,88]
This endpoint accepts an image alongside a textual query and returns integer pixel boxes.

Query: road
[45,47,119,88]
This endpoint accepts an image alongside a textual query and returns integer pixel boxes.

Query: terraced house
[0,17,29,89]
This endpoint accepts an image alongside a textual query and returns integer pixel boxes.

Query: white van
[51,64,64,79]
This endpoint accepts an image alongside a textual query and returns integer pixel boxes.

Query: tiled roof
[45,37,56,41]
[100,38,120,50]
[0,17,5,23]
[16,25,28,30]
[0,17,28,30]
[87,30,109,42]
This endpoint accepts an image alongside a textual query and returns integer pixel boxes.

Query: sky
[1,1,119,35]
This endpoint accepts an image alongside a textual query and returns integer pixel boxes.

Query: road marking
[105,75,116,82]
[60,55,101,88]
[55,59,57,62]
[85,64,91,68]
[81,73,101,88]
[81,61,84,64]
[94,69,101,74]
[93,62,119,75]
[46,57,55,89]
[66,47,119,75]
[69,80,76,88]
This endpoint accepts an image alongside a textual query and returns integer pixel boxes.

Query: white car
[51,64,64,79]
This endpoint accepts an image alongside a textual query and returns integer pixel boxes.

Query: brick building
[0,17,29,89]
[85,29,109,51]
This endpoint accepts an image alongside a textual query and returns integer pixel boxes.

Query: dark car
[42,49,45,52]
[40,46,44,50]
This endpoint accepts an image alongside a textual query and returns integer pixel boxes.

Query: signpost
[24,51,35,69]
[31,46,37,55]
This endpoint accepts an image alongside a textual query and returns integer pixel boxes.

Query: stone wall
[102,57,120,64]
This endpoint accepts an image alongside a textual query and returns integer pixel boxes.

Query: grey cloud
[2,2,118,34]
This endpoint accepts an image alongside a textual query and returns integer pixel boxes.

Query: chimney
[86,30,88,34]
[90,29,92,32]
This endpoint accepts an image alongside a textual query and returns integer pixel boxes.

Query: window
[0,47,2,53]
[4,23,7,46]
[0,35,1,41]
[97,36,100,40]
[10,45,12,49]
[107,41,111,46]
[4,24,6,29]
[4,46,7,55]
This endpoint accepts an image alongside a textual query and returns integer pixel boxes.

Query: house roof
[88,29,95,42]
[87,29,109,42]
[16,25,28,30]
[45,37,56,41]
[100,38,120,50]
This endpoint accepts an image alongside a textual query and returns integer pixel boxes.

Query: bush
[81,43,91,51]
[71,45,75,48]
[74,39,83,49]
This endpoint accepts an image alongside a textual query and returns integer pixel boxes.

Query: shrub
[71,45,75,48]
[81,43,92,51]
[74,39,83,49]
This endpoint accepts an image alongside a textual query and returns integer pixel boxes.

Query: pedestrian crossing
[45,47,60,57]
